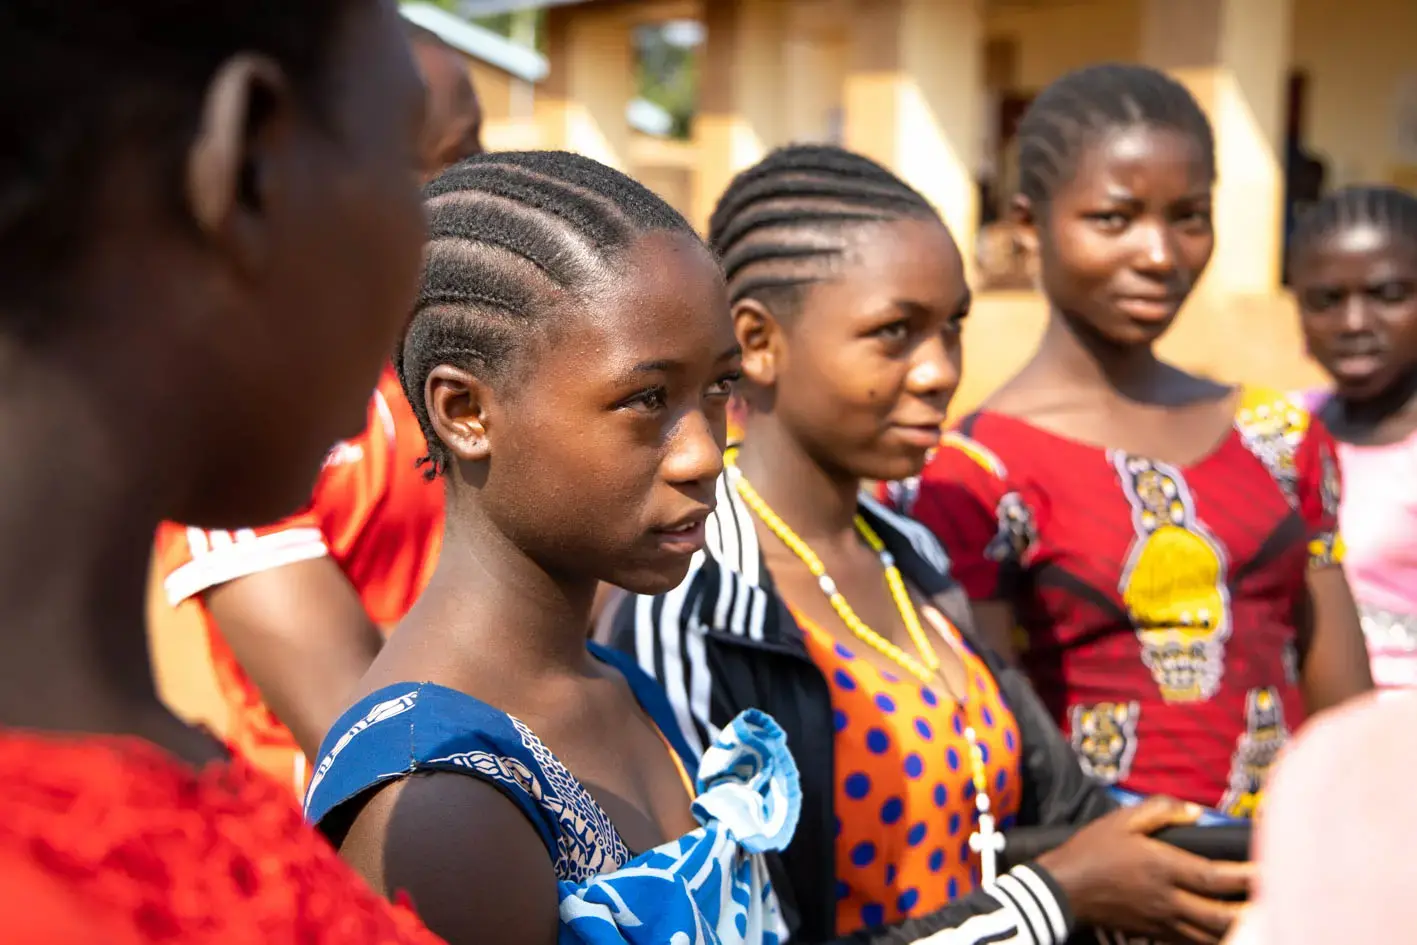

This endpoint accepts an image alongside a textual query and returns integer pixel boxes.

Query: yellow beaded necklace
[729,453,1005,885]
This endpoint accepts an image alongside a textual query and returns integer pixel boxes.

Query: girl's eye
[707,372,741,398]
[625,387,668,412]
[1175,208,1212,229]
[1088,211,1130,230]
[875,321,910,343]
[1302,288,1344,312]
[1374,281,1415,305]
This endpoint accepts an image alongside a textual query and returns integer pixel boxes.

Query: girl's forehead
[1063,126,1212,189]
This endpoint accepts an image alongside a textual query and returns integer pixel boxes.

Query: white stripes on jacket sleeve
[912,866,1070,945]
[629,481,775,760]
[632,559,715,758]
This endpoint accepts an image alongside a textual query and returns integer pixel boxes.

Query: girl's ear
[734,297,786,390]
[425,364,492,464]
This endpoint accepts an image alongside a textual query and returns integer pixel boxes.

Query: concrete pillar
[842,0,985,274]
[535,3,634,171]
[691,0,790,232]
[783,3,849,146]
[1142,0,1293,297]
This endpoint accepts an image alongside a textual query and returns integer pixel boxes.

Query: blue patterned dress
[304,645,800,945]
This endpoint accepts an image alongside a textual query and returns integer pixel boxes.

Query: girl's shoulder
[304,681,636,883]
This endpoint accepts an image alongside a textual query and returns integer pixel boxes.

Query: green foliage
[634,24,698,140]
[415,5,699,140]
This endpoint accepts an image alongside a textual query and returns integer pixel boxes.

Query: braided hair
[1290,185,1417,262]
[1015,63,1216,210]
[0,0,353,317]
[707,144,940,319]
[398,150,702,478]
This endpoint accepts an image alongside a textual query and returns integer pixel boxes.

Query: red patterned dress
[0,731,441,945]
[897,388,1344,813]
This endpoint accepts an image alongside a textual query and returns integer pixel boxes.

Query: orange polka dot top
[797,604,1024,936]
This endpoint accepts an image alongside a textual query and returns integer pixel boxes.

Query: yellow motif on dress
[1233,387,1310,506]
[1219,687,1288,819]
[1114,454,1232,702]
[1068,701,1141,784]
[941,431,1008,479]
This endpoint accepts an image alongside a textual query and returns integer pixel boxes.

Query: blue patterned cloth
[304,645,800,945]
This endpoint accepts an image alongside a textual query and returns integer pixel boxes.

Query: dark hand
[1035,795,1251,944]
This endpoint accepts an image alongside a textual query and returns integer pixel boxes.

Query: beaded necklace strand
[729,457,1005,885]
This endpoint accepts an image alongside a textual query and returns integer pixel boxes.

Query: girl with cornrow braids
[304,150,799,945]
[1290,185,1417,689]
[612,142,1248,945]
[898,65,1370,814]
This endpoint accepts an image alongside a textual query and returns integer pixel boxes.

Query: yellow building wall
[984,0,1417,188]
[1292,0,1417,188]
[986,0,1139,89]
[470,60,516,121]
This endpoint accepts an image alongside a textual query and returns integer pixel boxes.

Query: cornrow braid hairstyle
[1290,185,1417,263]
[707,144,940,317]
[398,149,701,478]
[1016,63,1216,209]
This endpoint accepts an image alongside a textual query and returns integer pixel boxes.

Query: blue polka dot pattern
[947,878,959,899]
[982,705,996,728]
[904,753,924,779]
[797,605,1023,938]
[845,772,871,800]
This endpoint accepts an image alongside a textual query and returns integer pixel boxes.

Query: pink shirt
[1301,390,1417,688]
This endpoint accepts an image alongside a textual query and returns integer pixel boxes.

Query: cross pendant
[968,812,1005,888]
